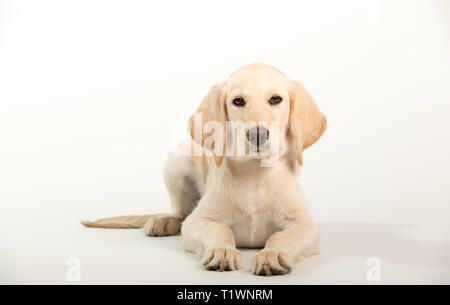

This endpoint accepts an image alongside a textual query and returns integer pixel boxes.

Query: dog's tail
[81,215,152,229]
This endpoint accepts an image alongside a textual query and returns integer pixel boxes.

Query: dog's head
[188,63,326,167]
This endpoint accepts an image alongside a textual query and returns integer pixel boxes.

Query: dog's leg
[181,208,243,271]
[252,219,319,276]
[143,153,201,236]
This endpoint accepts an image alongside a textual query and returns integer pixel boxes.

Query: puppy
[82,63,327,276]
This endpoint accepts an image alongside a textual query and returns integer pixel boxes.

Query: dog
[82,63,327,276]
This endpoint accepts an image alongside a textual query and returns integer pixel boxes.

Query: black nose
[246,126,270,146]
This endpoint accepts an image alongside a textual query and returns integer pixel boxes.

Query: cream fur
[82,63,327,276]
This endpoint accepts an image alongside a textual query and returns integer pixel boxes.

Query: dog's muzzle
[246,126,270,147]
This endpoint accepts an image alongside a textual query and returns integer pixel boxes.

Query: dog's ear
[289,81,327,166]
[188,82,227,167]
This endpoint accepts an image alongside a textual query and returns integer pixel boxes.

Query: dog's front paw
[142,214,182,236]
[252,248,292,276]
[201,247,243,271]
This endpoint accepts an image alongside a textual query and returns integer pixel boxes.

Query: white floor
[2,214,449,284]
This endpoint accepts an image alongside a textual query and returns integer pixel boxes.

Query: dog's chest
[214,161,296,247]
[227,188,282,248]
[230,208,280,248]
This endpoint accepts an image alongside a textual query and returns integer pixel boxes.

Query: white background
[1,0,449,284]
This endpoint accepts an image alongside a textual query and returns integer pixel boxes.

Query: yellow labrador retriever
[82,63,327,276]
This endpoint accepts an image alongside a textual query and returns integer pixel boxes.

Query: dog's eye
[269,95,283,105]
[232,97,246,107]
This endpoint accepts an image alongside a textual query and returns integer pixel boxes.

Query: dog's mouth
[247,144,272,156]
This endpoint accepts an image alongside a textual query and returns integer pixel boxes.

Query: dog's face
[224,65,292,161]
[189,63,327,167]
